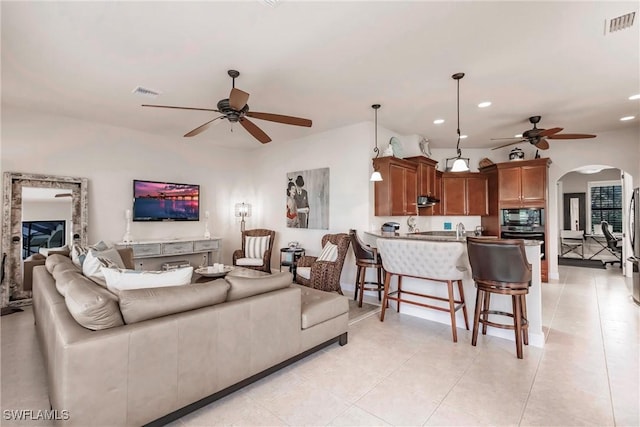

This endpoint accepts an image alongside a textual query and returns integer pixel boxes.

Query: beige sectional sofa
[32,249,348,426]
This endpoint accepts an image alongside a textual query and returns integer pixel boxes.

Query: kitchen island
[363,231,544,348]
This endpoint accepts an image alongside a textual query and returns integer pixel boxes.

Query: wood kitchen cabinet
[442,172,488,216]
[373,157,418,216]
[405,156,439,216]
[497,158,550,207]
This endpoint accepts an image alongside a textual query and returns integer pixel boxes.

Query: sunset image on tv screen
[133,180,199,221]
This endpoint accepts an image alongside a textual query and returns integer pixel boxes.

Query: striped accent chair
[232,229,276,273]
[296,233,350,294]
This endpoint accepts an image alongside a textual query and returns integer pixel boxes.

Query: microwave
[500,208,544,227]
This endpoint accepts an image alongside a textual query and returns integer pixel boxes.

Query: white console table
[117,237,222,270]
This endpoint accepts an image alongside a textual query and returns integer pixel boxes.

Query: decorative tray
[195,266,234,277]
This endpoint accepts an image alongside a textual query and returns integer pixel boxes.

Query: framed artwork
[286,168,329,229]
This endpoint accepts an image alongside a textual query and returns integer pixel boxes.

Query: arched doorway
[555,165,633,277]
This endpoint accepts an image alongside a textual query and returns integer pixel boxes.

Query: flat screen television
[133,180,199,221]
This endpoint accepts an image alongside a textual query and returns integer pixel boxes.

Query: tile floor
[1,265,638,426]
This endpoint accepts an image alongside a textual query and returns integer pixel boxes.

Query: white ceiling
[2,1,639,151]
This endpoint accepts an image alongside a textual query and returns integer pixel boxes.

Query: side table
[280,247,305,281]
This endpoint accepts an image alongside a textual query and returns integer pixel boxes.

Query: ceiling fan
[142,70,312,144]
[491,116,596,150]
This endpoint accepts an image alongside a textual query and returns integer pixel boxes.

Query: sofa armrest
[23,257,46,292]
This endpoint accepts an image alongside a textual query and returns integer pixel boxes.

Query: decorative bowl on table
[195,265,233,278]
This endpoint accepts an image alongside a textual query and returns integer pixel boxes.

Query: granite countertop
[365,231,542,246]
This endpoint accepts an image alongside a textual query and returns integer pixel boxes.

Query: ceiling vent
[132,86,160,98]
[605,12,636,34]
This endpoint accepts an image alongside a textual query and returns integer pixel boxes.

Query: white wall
[1,106,252,263]
[2,106,638,286]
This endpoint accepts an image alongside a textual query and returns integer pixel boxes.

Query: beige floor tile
[2,265,638,427]
[327,405,391,426]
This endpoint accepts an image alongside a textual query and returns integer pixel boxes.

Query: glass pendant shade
[370,171,383,181]
[450,158,470,172]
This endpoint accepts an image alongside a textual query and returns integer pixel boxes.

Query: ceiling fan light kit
[370,104,383,182]
[445,72,470,173]
[142,69,312,144]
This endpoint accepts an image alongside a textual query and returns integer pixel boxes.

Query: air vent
[606,12,635,34]
[132,86,160,98]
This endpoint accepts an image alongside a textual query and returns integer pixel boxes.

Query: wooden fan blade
[548,133,597,139]
[535,139,550,150]
[142,104,219,112]
[184,116,225,137]
[229,88,250,110]
[491,140,525,150]
[246,111,312,127]
[55,193,72,198]
[239,117,271,144]
[538,127,563,137]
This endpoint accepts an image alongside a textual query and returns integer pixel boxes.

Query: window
[589,182,622,233]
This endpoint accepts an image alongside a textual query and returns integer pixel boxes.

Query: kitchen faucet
[456,222,466,239]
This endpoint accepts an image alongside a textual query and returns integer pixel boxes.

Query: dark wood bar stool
[349,229,384,307]
[466,237,532,359]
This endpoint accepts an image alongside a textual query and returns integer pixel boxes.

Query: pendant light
[446,72,470,172]
[370,104,383,182]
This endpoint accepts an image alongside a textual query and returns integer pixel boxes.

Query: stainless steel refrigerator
[629,187,639,305]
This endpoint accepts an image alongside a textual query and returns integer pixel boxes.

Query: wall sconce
[370,104,383,182]
[445,73,470,172]
[234,202,252,232]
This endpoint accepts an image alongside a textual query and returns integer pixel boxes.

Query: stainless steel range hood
[417,195,440,207]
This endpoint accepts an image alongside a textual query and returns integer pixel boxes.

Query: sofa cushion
[295,284,349,329]
[53,269,83,296]
[45,254,72,274]
[103,267,194,292]
[235,257,264,267]
[82,248,126,287]
[296,266,311,280]
[64,275,124,330]
[225,271,293,302]
[118,279,230,324]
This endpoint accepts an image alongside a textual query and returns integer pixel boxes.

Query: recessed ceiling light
[460,135,468,139]
[433,119,445,124]
[629,94,640,100]
[620,116,636,121]
[478,101,492,108]
[515,134,523,138]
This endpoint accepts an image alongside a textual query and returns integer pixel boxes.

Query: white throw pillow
[103,266,194,292]
[38,244,69,257]
[245,235,270,259]
[82,248,126,286]
[317,242,338,262]
[71,240,109,268]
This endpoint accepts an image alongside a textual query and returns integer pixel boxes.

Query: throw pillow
[118,279,230,324]
[82,248,126,287]
[245,235,270,259]
[102,266,194,293]
[71,240,108,268]
[38,244,70,257]
[317,241,338,262]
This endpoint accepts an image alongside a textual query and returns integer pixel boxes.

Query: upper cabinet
[405,156,439,216]
[373,157,418,216]
[496,158,550,207]
[442,172,488,216]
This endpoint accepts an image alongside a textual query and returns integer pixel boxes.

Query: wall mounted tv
[133,180,199,221]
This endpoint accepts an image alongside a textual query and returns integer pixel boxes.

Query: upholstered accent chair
[232,229,276,273]
[296,233,350,294]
